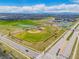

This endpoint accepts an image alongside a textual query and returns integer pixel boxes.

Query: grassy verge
[67,23,79,41]
[69,37,78,59]
[74,24,79,29]
[67,31,74,41]
[74,42,79,59]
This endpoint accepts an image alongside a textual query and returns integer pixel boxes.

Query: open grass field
[0,17,74,51]
[14,26,57,42]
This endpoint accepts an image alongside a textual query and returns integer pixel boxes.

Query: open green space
[14,26,57,42]
[0,17,75,51]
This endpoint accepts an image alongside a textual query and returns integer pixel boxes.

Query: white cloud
[0,4,79,13]
[21,4,45,13]
[45,4,79,13]
[72,0,79,3]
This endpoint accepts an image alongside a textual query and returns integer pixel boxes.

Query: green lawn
[0,20,38,26]
[15,28,53,42]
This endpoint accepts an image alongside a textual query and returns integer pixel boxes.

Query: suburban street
[35,22,79,59]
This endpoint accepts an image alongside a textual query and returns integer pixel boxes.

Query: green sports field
[0,17,72,51]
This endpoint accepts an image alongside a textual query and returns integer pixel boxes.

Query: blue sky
[0,0,79,13]
[0,0,75,6]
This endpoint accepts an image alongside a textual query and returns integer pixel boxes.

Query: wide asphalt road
[0,35,40,59]
[57,26,78,59]
[35,22,79,59]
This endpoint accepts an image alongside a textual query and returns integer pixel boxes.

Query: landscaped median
[70,37,79,59]
[66,30,74,40]
[74,42,79,59]
[67,24,79,41]
[69,37,78,59]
